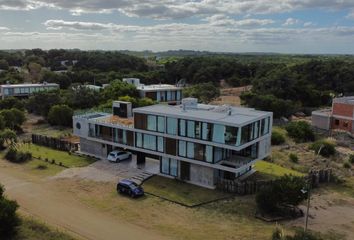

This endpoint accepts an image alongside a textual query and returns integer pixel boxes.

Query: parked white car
[107,151,132,163]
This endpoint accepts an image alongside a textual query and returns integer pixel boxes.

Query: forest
[1,49,354,118]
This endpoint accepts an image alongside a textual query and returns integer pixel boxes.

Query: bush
[271,130,286,145]
[289,153,299,163]
[5,148,32,163]
[256,175,307,214]
[343,162,351,169]
[309,140,336,157]
[285,121,315,143]
[47,104,73,127]
[272,228,324,240]
[36,164,48,170]
[348,154,354,164]
[0,184,21,238]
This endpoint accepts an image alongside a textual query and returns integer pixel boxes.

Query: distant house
[312,96,354,134]
[0,82,59,99]
[122,78,183,104]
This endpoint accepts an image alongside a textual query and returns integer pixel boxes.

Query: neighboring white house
[73,98,272,188]
[0,82,59,99]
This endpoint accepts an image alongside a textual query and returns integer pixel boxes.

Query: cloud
[0,26,9,30]
[204,15,274,27]
[303,21,315,27]
[2,0,354,19]
[283,18,299,26]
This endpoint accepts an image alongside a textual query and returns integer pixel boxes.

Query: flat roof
[134,103,271,126]
[333,96,354,105]
[0,83,59,88]
[137,84,182,91]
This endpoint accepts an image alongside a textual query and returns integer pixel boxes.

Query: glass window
[176,90,181,101]
[157,136,164,152]
[179,119,186,136]
[225,126,238,145]
[14,87,20,94]
[187,120,195,138]
[161,157,170,175]
[187,142,194,159]
[143,134,156,150]
[167,91,172,101]
[122,130,127,144]
[170,159,178,177]
[212,124,225,143]
[214,147,223,163]
[136,133,142,148]
[205,145,213,163]
[202,122,212,141]
[167,117,177,135]
[157,116,165,133]
[147,115,157,131]
[178,141,186,157]
[194,143,204,161]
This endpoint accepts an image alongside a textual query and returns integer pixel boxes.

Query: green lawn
[254,160,304,180]
[16,217,76,240]
[17,144,95,168]
[142,176,231,207]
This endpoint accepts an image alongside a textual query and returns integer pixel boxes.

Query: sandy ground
[210,86,252,107]
[287,191,354,239]
[0,163,167,240]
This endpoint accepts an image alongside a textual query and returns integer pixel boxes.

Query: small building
[0,82,59,99]
[312,96,354,133]
[73,98,272,188]
[123,78,183,104]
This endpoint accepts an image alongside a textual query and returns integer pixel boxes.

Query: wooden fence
[216,168,333,195]
[31,134,79,152]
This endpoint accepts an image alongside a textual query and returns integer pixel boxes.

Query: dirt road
[0,167,167,240]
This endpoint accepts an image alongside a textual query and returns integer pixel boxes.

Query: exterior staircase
[130,171,155,185]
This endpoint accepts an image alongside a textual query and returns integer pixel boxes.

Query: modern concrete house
[73,98,272,188]
[312,96,354,134]
[123,78,183,104]
[0,82,59,99]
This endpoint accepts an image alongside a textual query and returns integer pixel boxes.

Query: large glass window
[157,136,164,152]
[214,147,223,163]
[147,115,157,131]
[205,145,213,163]
[202,122,212,141]
[179,119,186,136]
[212,124,225,143]
[225,126,238,145]
[143,134,157,150]
[167,117,177,135]
[178,140,186,157]
[136,133,142,148]
[161,157,178,177]
[187,142,194,158]
[187,120,195,138]
[176,90,181,101]
[157,116,165,133]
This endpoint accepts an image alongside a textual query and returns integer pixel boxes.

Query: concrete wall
[258,136,271,159]
[312,113,330,130]
[73,117,90,138]
[189,163,215,188]
[80,138,106,158]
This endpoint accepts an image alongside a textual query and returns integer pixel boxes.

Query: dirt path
[0,167,167,240]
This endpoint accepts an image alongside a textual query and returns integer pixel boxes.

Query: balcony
[217,155,255,169]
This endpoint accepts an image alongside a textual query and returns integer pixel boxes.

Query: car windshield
[116,152,125,156]
[109,153,116,157]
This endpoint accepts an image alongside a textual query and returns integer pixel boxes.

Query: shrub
[272,228,324,240]
[0,184,21,238]
[289,153,299,163]
[5,148,32,163]
[256,175,307,214]
[36,164,48,170]
[47,104,73,127]
[271,130,286,145]
[343,162,351,169]
[348,154,354,164]
[285,121,315,143]
[309,140,336,157]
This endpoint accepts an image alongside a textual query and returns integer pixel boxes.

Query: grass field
[142,176,231,206]
[31,124,73,138]
[16,217,75,240]
[253,160,304,180]
[17,144,95,168]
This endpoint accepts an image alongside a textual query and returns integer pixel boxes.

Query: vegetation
[0,129,17,148]
[289,153,299,163]
[348,154,354,164]
[255,161,304,179]
[0,184,21,239]
[143,176,230,206]
[256,175,307,213]
[0,108,26,130]
[271,129,286,145]
[5,147,32,163]
[47,105,73,127]
[309,140,336,157]
[271,228,339,240]
[285,121,315,143]
[183,82,220,103]
[17,144,95,167]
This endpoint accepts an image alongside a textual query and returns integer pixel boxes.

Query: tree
[26,90,62,117]
[183,82,220,103]
[0,97,25,111]
[0,59,9,70]
[256,175,307,214]
[0,109,26,130]
[0,184,21,238]
[309,139,336,157]
[271,129,286,145]
[47,105,73,127]
[62,86,101,109]
[285,121,315,143]
[101,80,139,101]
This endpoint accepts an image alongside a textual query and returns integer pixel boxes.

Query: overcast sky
[1,0,354,53]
